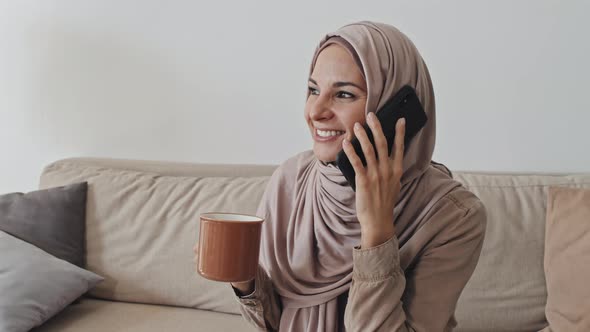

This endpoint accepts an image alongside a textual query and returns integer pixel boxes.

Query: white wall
[1,0,589,192]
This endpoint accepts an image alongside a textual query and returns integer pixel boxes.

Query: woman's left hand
[342,112,406,248]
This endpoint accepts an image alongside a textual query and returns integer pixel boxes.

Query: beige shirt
[232,187,487,331]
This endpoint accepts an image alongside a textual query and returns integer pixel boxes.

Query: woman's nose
[309,97,334,121]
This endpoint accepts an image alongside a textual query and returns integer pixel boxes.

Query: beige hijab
[257,21,461,331]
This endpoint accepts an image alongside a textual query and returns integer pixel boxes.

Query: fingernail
[400,118,406,125]
[368,113,375,121]
[354,122,361,130]
[342,138,349,146]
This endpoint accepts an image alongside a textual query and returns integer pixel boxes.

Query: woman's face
[305,44,368,163]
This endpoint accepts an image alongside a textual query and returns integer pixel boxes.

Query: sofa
[32,157,590,332]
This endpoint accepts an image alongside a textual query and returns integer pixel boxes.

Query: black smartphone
[335,85,428,191]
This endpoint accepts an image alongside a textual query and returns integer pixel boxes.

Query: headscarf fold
[257,21,461,331]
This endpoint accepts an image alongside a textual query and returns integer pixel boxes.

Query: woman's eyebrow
[308,78,365,91]
[333,81,365,91]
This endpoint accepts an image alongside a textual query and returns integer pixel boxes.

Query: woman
[196,21,486,331]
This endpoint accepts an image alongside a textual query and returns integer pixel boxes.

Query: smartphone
[335,85,428,191]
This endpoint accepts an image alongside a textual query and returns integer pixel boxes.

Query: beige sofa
[33,157,590,332]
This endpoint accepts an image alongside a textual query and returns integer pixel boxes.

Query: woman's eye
[308,87,319,95]
[336,91,355,99]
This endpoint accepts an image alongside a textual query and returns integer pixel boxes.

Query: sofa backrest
[40,158,276,315]
[453,171,590,332]
[39,158,590,329]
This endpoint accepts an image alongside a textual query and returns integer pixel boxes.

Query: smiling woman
[194,20,487,332]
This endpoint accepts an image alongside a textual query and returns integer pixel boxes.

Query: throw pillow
[544,186,590,331]
[0,182,87,267]
[0,230,103,332]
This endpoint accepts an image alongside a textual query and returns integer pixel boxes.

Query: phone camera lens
[402,98,408,105]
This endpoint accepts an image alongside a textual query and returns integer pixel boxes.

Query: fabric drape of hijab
[257,21,462,331]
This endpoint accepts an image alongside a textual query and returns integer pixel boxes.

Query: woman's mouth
[313,128,346,142]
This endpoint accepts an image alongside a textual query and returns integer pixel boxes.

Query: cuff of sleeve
[232,265,265,307]
[352,235,401,281]
[232,283,257,299]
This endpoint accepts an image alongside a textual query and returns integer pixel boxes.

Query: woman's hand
[342,113,406,248]
[193,243,255,295]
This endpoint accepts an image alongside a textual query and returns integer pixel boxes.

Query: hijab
[256,21,461,331]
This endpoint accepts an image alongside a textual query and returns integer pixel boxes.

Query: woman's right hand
[193,243,255,296]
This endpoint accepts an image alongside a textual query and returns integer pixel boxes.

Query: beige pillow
[544,187,590,331]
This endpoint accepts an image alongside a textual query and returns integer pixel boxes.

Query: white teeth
[316,129,344,137]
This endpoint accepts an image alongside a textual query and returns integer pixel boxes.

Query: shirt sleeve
[232,264,282,331]
[344,195,487,331]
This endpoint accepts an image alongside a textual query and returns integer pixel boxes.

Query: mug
[197,212,264,282]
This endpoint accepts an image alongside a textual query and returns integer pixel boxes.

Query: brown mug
[197,212,264,282]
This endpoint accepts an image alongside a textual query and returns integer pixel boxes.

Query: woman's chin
[313,147,338,164]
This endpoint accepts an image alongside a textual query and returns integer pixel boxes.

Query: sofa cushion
[452,172,590,332]
[0,231,103,332]
[39,160,270,315]
[33,298,257,332]
[544,187,590,331]
[0,182,88,267]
